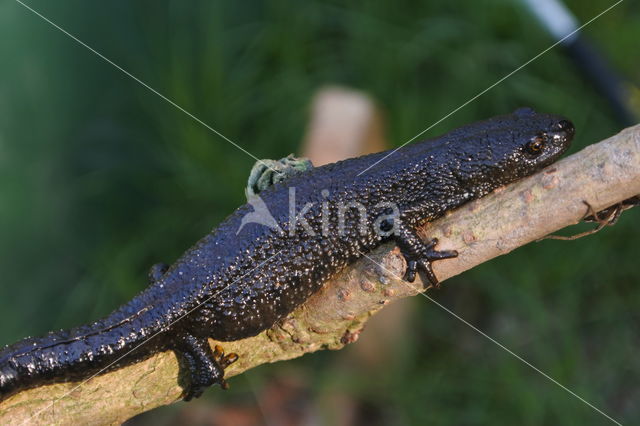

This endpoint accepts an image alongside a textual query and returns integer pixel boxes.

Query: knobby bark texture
[1,124,639,425]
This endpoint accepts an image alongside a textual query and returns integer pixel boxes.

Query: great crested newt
[0,108,575,400]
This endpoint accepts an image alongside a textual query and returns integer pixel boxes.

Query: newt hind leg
[148,263,170,284]
[174,333,238,401]
[394,225,457,288]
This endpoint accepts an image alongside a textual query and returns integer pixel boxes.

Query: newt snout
[551,119,575,143]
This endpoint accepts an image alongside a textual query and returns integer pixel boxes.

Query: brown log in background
[1,124,639,424]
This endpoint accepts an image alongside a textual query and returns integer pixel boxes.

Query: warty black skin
[0,108,574,401]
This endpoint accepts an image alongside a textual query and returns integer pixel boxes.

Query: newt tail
[0,267,238,401]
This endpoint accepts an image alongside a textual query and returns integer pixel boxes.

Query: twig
[1,124,639,425]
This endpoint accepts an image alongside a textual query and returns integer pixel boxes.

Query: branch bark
[2,125,639,425]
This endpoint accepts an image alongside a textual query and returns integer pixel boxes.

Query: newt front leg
[394,223,458,288]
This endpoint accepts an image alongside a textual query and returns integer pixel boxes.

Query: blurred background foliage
[0,0,638,424]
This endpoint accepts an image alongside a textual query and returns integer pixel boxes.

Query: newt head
[515,109,574,169]
[451,108,575,192]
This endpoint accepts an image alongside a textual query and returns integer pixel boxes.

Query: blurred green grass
[0,0,638,424]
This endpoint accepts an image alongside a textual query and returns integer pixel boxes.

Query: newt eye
[525,134,546,155]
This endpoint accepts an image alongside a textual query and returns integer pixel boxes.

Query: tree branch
[2,125,639,425]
